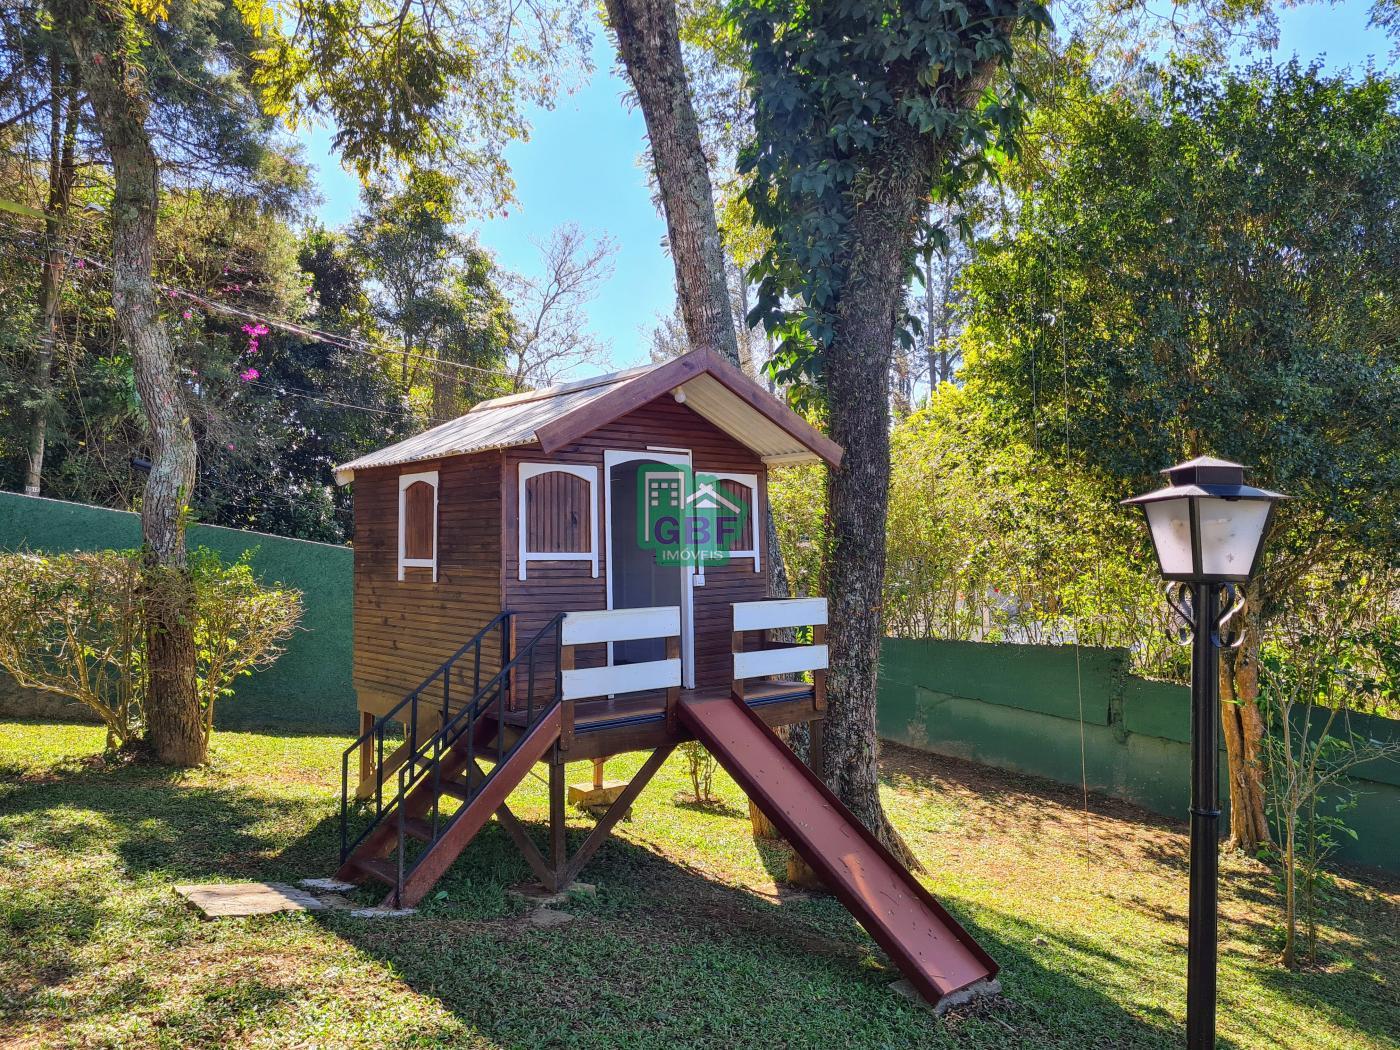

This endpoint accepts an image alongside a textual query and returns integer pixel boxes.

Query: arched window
[398,470,438,581]
[518,463,599,580]
[706,471,760,572]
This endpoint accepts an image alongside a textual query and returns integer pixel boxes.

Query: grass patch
[1,719,1396,1048]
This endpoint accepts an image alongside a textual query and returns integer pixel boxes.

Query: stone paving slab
[175,882,326,918]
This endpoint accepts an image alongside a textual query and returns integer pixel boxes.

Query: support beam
[561,745,676,887]
[548,760,567,891]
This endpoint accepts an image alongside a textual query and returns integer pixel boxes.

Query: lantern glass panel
[1197,497,1271,580]
[1144,498,1195,576]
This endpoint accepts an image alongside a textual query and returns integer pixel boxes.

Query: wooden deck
[496,679,820,763]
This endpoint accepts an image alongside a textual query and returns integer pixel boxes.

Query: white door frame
[603,448,695,689]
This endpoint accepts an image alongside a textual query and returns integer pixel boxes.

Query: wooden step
[437,778,473,802]
[354,856,399,887]
[401,816,437,843]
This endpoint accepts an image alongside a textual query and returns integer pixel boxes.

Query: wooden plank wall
[503,397,769,694]
[351,452,504,718]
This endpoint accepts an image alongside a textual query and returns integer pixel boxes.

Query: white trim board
[734,644,828,681]
[733,597,828,631]
[562,658,682,701]
[562,606,681,646]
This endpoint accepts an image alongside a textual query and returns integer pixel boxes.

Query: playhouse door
[604,449,695,688]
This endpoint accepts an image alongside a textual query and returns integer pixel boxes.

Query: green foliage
[349,168,515,414]
[250,0,588,206]
[734,0,1051,389]
[1258,570,1400,967]
[0,547,302,751]
[678,740,720,803]
[960,61,1400,588]
[770,388,1186,678]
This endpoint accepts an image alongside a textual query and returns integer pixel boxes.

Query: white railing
[559,606,682,702]
[730,598,828,708]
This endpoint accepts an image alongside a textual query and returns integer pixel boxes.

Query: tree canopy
[960,61,1400,586]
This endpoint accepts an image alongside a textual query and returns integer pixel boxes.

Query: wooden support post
[812,624,827,712]
[665,635,681,731]
[561,745,675,887]
[592,758,605,790]
[548,759,567,891]
[559,643,575,752]
[358,712,374,785]
[808,716,825,780]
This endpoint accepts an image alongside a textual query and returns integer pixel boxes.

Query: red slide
[680,694,999,1009]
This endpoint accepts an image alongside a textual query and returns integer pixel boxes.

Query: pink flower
[239,367,260,382]
[182,310,192,320]
[240,322,269,357]
[75,258,85,269]
[226,443,235,450]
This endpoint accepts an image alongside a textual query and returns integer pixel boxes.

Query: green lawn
[1,720,1396,1049]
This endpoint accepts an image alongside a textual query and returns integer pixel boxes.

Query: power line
[242,379,452,425]
[0,216,527,384]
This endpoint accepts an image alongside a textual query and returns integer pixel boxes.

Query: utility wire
[0,216,527,384]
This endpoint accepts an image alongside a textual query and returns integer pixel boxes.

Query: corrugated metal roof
[333,367,645,483]
[334,354,831,484]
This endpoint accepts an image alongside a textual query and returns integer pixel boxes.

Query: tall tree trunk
[59,0,203,765]
[25,53,79,496]
[1220,598,1271,850]
[602,0,740,364]
[818,122,930,867]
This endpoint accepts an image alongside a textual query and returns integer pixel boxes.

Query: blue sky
[299,2,1389,374]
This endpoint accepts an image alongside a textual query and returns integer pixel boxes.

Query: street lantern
[1125,456,1283,583]
[1123,456,1284,1050]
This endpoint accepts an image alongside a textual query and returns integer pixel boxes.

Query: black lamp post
[1124,457,1284,1050]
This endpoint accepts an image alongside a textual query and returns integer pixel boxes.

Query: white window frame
[705,471,761,573]
[518,463,599,581]
[398,470,439,582]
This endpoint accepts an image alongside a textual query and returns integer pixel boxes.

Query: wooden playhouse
[333,347,998,1009]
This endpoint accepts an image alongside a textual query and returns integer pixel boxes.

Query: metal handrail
[384,614,565,905]
[340,611,511,863]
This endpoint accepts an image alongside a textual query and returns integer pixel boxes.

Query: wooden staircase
[338,613,565,908]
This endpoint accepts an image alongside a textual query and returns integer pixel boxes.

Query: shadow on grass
[4,739,1395,1050]
[0,751,340,884]
[317,811,1184,1050]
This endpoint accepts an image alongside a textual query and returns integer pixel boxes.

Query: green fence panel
[0,492,354,733]
[881,637,1118,725]
[879,636,1400,875]
[1122,677,1192,743]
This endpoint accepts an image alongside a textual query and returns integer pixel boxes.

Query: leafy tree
[960,61,1400,848]
[0,548,302,752]
[735,0,1049,860]
[20,0,583,764]
[350,169,513,417]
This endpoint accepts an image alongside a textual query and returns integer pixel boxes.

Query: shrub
[0,548,302,753]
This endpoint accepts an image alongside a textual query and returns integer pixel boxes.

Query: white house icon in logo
[686,480,742,514]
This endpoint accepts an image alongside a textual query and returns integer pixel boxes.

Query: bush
[0,548,302,752]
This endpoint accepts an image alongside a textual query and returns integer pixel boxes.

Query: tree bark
[602,0,740,363]
[59,0,204,765]
[818,123,930,866]
[25,52,80,496]
[1220,599,1271,850]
